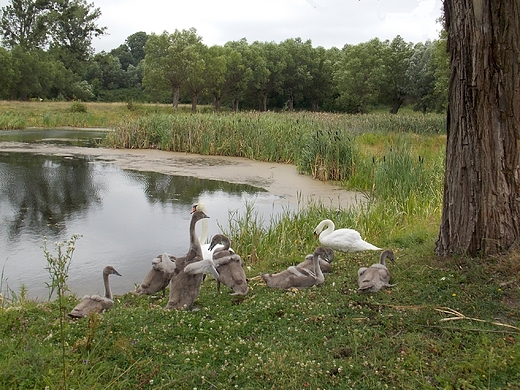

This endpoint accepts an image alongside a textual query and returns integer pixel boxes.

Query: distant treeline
[0,1,448,113]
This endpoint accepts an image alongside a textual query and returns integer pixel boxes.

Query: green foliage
[70,101,88,113]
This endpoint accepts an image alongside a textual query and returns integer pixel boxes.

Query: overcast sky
[0,0,444,53]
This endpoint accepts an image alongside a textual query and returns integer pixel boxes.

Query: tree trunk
[172,85,180,109]
[311,100,319,112]
[260,94,267,112]
[232,98,239,112]
[191,92,198,112]
[436,0,520,256]
[389,95,404,114]
[288,94,294,111]
[213,95,221,111]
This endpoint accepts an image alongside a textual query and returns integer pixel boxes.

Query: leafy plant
[70,101,88,113]
[42,233,82,390]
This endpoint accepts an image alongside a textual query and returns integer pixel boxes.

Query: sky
[0,0,444,53]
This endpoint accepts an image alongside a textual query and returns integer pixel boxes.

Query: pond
[0,130,288,301]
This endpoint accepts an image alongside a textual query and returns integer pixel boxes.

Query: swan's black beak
[190,204,197,214]
[313,231,318,238]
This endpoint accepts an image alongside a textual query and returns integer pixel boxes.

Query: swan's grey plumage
[297,246,335,274]
[165,210,209,310]
[313,219,380,253]
[136,253,176,296]
[261,247,329,289]
[68,266,122,318]
[357,249,396,292]
[209,234,248,295]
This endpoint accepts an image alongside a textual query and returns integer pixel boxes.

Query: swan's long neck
[321,220,334,237]
[103,272,112,300]
[189,217,203,257]
[199,219,208,244]
[313,252,324,282]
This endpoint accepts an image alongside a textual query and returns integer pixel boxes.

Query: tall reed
[105,111,446,183]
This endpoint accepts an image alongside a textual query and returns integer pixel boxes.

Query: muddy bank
[0,142,362,209]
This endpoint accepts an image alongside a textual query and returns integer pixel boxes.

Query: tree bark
[191,92,198,112]
[172,85,180,109]
[436,0,520,256]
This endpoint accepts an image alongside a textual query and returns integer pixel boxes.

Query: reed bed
[105,111,446,183]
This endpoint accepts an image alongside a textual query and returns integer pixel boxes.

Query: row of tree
[0,0,448,113]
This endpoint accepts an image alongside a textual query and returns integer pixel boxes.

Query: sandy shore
[0,142,362,209]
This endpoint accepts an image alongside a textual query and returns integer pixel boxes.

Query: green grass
[1,237,519,389]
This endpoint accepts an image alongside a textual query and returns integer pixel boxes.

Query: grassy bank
[1,103,519,389]
[0,100,194,129]
[1,206,519,389]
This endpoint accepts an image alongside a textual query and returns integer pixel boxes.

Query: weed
[42,233,82,390]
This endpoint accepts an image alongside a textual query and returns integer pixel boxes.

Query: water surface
[0,138,285,300]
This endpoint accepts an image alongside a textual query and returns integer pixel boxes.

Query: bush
[70,101,87,113]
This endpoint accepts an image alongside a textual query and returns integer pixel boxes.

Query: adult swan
[313,219,380,253]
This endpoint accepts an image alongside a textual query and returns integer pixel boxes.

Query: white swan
[313,219,380,253]
[261,246,329,289]
[68,266,122,318]
[191,202,233,259]
[357,249,396,292]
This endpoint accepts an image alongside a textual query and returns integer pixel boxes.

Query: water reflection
[0,151,282,300]
[0,129,106,147]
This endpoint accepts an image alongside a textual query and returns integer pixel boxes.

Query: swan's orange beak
[190,204,197,214]
[313,231,318,239]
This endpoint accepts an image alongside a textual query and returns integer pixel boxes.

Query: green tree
[335,38,386,113]
[126,31,148,64]
[279,38,313,111]
[380,35,414,114]
[205,45,227,111]
[182,42,207,112]
[307,46,335,112]
[48,0,106,76]
[223,39,253,111]
[250,41,285,111]
[143,28,203,107]
[0,0,51,50]
[0,47,14,98]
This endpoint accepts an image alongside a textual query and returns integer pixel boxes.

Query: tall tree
[126,31,148,64]
[48,0,106,75]
[205,45,227,111]
[143,28,203,108]
[223,39,253,112]
[182,42,207,112]
[279,38,313,111]
[0,0,51,50]
[334,38,385,113]
[380,35,414,114]
[436,1,520,256]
